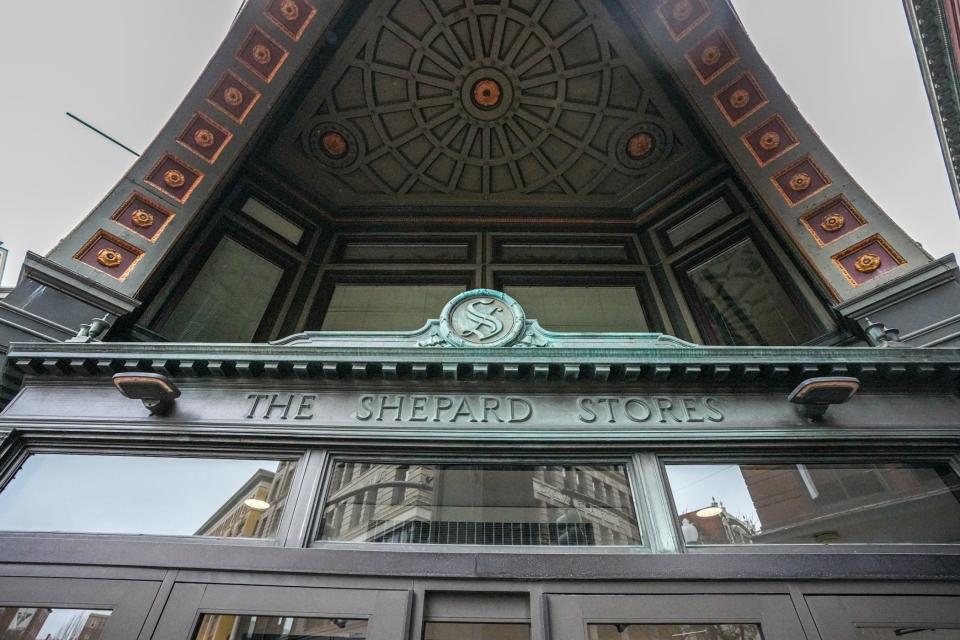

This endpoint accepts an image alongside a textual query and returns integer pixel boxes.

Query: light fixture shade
[244,498,271,511]
[695,505,723,518]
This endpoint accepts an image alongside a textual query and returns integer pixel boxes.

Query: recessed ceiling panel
[264,0,712,214]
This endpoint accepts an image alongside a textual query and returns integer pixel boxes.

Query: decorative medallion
[788,172,811,192]
[224,87,244,107]
[163,169,186,189]
[472,78,502,109]
[833,234,906,287]
[266,0,316,40]
[130,209,155,228]
[208,71,260,123]
[271,0,705,211]
[194,129,215,148]
[252,44,273,65]
[111,193,174,241]
[773,156,830,206]
[438,289,526,348]
[74,231,143,280]
[97,248,123,268]
[801,197,865,246]
[686,30,738,84]
[238,27,288,82]
[700,45,721,66]
[714,74,767,125]
[759,132,780,150]
[820,213,845,232]
[743,115,798,166]
[626,133,654,159]
[178,112,232,163]
[146,154,203,203]
[306,122,361,170]
[854,253,882,273]
[321,131,348,158]
[280,0,299,20]
[729,89,750,109]
[657,0,710,41]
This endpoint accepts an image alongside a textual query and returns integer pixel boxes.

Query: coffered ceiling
[261,0,714,215]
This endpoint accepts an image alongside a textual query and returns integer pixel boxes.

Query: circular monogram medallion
[439,289,526,348]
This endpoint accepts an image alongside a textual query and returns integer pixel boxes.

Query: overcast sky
[1,0,958,288]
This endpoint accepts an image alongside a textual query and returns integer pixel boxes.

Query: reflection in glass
[684,238,817,345]
[857,630,960,640]
[0,607,111,640]
[588,623,762,640]
[161,237,284,342]
[425,622,530,640]
[321,284,466,331]
[318,462,641,545]
[0,454,297,538]
[505,286,648,332]
[665,463,960,544]
[194,615,366,640]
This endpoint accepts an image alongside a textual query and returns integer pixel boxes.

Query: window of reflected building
[317,462,641,546]
[320,284,467,331]
[0,454,297,538]
[664,462,960,545]
[0,607,111,640]
[194,614,366,640]
[504,285,649,332]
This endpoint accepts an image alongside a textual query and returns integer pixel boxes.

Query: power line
[65,112,141,157]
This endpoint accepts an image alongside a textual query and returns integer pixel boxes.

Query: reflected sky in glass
[664,464,760,524]
[0,454,283,535]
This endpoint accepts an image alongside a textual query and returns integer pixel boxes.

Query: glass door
[806,595,960,640]
[151,582,410,640]
[547,594,806,640]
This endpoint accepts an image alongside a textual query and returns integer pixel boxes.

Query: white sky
[1,0,958,288]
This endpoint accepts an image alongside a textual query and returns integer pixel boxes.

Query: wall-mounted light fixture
[112,372,181,415]
[788,376,860,421]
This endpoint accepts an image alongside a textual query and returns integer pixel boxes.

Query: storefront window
[321,284,466,330]
[425,623,529,640]
[504,285,648,332]
[194,615,366,640]
[588,624,762,640]
[0,608,111,640]
[664,462,960,544]
[681,238,818,345]
[0,454,297,538]
[318,462,641,545]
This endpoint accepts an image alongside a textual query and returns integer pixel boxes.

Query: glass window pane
[0,454,297,538]
[321,284,466,331]
[338,242,470,263]
[504,286,648,332]
[161,237,284,342]
[495,242,632,264]
[665,463,960,545]
[684,239,817,345]
[0,608,111,640]
[665,198,733,248]
[425,623,529,640]
[194,615,366,640]
[318,462,641,546]
[588,623,762,640]
[240,197,304,245]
